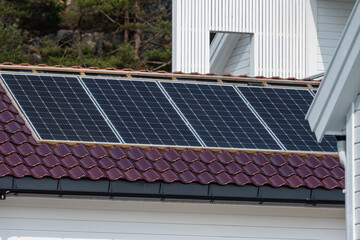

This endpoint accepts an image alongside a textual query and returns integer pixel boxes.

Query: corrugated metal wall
[173,0,306,78]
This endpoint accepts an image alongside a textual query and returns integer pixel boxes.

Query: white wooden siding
[353,94,360,238]
[173,0,306,78]
[0,196,345,240]
[317,0,355,72]
[223,33,252,75]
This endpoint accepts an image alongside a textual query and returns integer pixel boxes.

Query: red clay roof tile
[163,148,181,162]
[142,169,161,182]
[53,144,72,158]
[268,174,287,187]
[90,145,108,159]
[87,167,105,180]
[252,153,270,166]
[183,149,200,163]
[105,167,123,181]
[145,148,163,161]
[225,162,243,175]
[72,144,90,158]
[108,146,126,160]
[305,155,322,168]
[233,172,251,186]
[11,164,30,177]
[251,174,269,186]
[24,154,42,167]
[304,176,323,188]
[116,158,134,171]
[79,156,97,169]
[322,156,340,169]
[68,166,87,179]
[153,159,171,172]
[215,172,233,185]
[189,161,207,174]
[5,153,23,167]
[17,143,35,156]
[331,167,345,180]
[42,154,61,168]
[322,177,340,190]
[30,165,50,178]
[134,158,152,172]
[179,170,197,183]
[235,152,253,165]
[98,157,116,170]
[287,154,305,168]
[61,155,79,169]
[296,165,313,178]
[217,151,234,164]
[48,165,67,178]
[208,161,225,174]
[127,147,144,161]
[171,160,189,173]
[198,171,216,184]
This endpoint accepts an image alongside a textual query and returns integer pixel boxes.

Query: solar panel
[161,82,282,150]
[238,86,337,152]
[81,77,201,146]
[1,74,119,143]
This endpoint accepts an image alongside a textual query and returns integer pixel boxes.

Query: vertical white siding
[0,197,345,240]
[223,33,252,75]
[173,0,306,78]
[317,0,355,72]
[353,95,360,238]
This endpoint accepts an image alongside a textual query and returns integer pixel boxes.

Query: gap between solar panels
[0,73,337,153]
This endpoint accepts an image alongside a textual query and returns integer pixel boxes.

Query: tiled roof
[0,80,344,190]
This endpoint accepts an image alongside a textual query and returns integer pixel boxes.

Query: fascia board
[306,0,360,141]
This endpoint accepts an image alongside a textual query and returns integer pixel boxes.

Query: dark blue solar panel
[1,74,119,143]
[238,87,337,152]
[82,78,201,146]
[161,82,282,150]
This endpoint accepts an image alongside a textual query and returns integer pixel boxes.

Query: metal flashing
[0,176,345,204]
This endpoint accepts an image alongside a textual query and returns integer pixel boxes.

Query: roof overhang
[306,0,360,141]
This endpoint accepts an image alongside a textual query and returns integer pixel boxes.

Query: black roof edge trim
[0,176,345,204]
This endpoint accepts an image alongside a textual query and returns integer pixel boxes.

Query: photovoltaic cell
[161,82,282,150]
[1,74,119,143]
[82,78,201,146]
[238,86,337,152]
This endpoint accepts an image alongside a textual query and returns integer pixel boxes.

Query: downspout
[336,135,346,167]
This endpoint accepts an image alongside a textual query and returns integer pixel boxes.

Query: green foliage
[0,0,64,34]
[0,23,27,63]
[0,0,172,70]
[145,48,171,61]
[39,39,139,69]
[0,1,31,24]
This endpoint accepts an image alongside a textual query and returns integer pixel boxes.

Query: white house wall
[353,94,360,238]
[173,0,355,78]
[0,196,345,240]
[223,33,252,76]
[317,0,355,72]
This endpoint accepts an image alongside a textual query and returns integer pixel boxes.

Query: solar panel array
[239,87,336,152]
[0,73,337,152]
[82,78,201,146]
[1,74,119,143]
[161,82,281,150]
